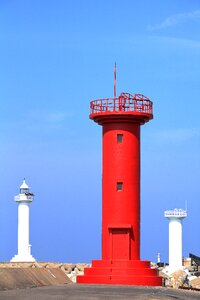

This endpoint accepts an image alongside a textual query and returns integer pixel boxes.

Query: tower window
[117,182,123,191]
[20,188,29,194]
[117,134,123,143]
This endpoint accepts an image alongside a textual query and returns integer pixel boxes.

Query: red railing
[90,93,153,115]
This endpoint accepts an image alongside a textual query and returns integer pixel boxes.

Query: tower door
[110,228,130,260]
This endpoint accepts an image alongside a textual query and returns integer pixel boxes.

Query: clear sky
[0,0,200,263]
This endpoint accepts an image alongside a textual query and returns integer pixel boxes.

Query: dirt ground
[0,284,199,300]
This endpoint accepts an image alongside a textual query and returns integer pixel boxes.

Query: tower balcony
[89,93,153,125]
[164,209,187,219]
[15,195,34,202]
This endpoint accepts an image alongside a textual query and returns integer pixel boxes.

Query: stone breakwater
[0,262,90,290]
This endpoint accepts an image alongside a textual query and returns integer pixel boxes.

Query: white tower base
[10,254,36,262]
[162,265,187,277]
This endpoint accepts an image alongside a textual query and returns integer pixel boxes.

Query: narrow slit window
[117,182,123,191]
[117,134,123,143]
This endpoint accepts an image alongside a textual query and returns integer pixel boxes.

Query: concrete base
[162,265,189,276]
[77,259,162,286]
[10,254,36,262]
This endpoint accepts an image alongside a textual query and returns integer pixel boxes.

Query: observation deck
[15,195,34,202]
[89,92,153,125]
[164,209,187,219]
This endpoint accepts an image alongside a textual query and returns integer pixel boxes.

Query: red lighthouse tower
[77,78,162,285]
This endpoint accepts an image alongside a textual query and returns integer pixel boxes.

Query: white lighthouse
[164,208,187,274]
[11,179,36,262]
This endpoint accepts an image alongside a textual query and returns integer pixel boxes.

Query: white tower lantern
[164,208,187,274]
[11,179,36,262]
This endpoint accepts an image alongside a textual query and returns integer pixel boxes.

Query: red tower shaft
[102,122,140,261]
[77,92,162,286]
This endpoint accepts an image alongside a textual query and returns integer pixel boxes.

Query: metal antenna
[114,62,116,98]
[185,199,188,212]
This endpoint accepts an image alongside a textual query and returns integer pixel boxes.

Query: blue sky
[0,0,200,263]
